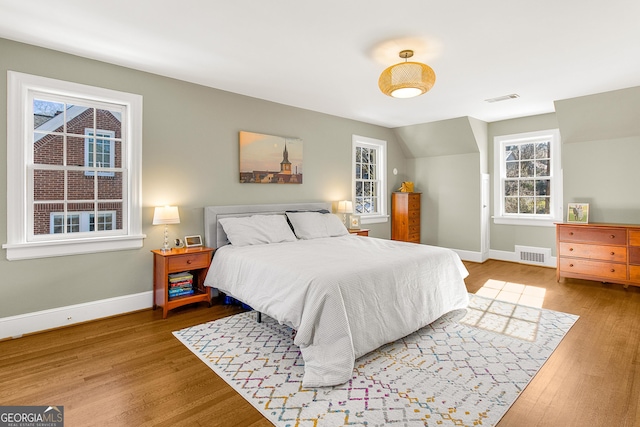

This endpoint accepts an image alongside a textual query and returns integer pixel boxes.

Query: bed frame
[203,202,331,249]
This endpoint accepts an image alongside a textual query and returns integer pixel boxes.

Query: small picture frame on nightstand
[349,215,360,229]
[185,235,203,247]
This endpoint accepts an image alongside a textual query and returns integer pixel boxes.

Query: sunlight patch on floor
[475,279,546,308]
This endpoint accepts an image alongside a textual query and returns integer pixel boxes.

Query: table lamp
[337,200,353,226]
[153,205,180,252]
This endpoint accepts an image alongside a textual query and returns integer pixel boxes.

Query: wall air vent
[515,245,551,266]
[485,94,520,103]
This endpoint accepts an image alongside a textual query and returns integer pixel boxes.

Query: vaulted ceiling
[1,0,639,128]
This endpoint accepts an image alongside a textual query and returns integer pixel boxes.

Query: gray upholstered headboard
[204,202,332,249]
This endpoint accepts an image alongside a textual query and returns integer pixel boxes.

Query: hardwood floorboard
[0,260,638,426]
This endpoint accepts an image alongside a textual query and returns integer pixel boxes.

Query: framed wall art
[239,131,303,184]
[567,203,589,223]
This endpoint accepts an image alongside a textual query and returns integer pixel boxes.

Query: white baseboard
[0,291,153,340]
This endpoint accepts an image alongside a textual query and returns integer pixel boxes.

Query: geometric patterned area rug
[173,294,578,426]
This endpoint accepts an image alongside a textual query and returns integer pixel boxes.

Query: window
[85,129,115,177]
[493,129,562,227]
[352,135,388,224]
[4,71,144,260]
[50,211,115,234]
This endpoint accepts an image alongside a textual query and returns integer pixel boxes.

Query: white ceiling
[1,0,639,128]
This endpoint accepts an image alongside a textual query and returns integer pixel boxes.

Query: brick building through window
[33,104,123,235]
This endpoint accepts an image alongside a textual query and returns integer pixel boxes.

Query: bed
[202,203,469,387]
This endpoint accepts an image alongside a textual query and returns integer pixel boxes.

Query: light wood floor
[1,260,639,426]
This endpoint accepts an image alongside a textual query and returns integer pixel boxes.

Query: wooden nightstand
[348,229,369,236]
[151,246,215,318]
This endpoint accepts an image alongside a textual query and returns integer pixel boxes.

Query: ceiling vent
[485,94,520,103]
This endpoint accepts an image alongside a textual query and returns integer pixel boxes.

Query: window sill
[3,234,146,261]
[492,216,558,227]
[361,215,389,225]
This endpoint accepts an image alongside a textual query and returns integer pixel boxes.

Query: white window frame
[493,129,563,227]
[352,135,388,224]
[4,71,145,260]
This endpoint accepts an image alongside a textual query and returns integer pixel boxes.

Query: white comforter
[204,235,469,387]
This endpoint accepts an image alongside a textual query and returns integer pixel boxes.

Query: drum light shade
[379,50,436,98]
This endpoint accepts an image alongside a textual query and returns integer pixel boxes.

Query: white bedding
[203,235,469,387]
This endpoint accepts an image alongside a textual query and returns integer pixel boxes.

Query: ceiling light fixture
[378,50,436,98]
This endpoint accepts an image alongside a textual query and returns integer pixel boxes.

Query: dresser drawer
[629,265,640,282]
[558,242,626,262]
[559,258,627,281]
[559,226,627,245]
[630,247,640,265]
[630,230,640,247]
[407,233,420,243]
[168,252,210,271]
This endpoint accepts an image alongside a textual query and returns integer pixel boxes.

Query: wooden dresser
[391,192,421,243]
[556,222,640,288]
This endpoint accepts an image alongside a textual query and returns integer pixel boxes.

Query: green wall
[2,35,639,321]
[0,38,406,317]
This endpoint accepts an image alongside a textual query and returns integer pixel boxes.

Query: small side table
[151,246,215,318]
[348,229,369,236]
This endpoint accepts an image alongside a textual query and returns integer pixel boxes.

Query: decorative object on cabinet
[152,246,215,318]
[336,200,353,225]
[378,50,436,98]
[556,222,640,288]
[392,192,421,243]
[567,203,589,223]
[185,235,203,247]
[239,131,303,184]
[397,181,414,192]
[349,214,360,229]
[152,205,180,252]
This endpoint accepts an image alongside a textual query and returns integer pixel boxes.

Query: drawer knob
[610,269,615,273]
[569,247,574,251]
[611,252,615,256]
[187,259,192,264]
[569,263,574,267]
[569,232,574,236]
[610,235,616,239]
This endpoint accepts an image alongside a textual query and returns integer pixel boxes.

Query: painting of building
[239,131,303,184]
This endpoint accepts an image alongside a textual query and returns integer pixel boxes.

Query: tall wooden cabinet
[391,192,421,243]
[556,222,640,288]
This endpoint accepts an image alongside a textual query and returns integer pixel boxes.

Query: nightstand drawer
[559,242,626,262]
[168,252,210,271]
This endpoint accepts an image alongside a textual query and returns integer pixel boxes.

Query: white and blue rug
[173,294,578,426]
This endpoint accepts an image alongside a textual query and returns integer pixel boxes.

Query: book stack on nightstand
[168,272,194,298]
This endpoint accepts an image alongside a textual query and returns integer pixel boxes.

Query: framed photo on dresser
[567,203,589,223]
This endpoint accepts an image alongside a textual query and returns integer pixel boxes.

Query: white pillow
[219,214,297,246]
[285,212,349,239]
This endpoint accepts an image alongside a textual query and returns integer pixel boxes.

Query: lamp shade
[337,200,353,214]
[379,50,436,98]
[152,206,180,225]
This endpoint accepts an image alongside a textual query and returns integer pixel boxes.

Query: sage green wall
[0,38,406,318]
[488,113,560,253]
[489,98,640,255]
[410,153,481,251]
